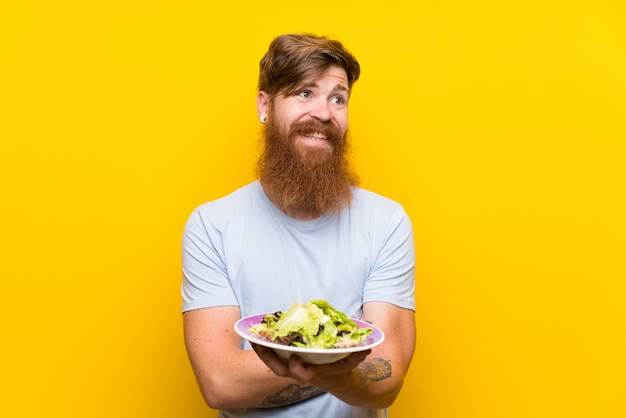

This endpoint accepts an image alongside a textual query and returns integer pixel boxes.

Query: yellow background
[1,1,624,417]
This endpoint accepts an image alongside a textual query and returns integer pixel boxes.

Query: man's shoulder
[188,181,261,224]
[348,187,411,226]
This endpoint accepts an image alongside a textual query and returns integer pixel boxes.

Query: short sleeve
[363,205,416,310]
[181,207,239,312]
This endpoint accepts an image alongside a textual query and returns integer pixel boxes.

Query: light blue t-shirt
[182,181,415,418]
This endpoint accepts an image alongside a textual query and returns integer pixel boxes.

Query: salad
[248,299,372,349]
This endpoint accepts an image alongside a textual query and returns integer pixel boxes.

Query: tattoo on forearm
[259,359,391,407]
[354,357,392,382]
[261,384,324,407]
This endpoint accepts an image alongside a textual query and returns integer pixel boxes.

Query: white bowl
[234,312,385,365]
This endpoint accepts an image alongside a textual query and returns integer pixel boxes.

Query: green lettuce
[249,300,372,349]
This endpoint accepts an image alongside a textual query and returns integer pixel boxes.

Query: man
[182,33,416,418]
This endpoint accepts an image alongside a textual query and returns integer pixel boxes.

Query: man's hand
[251,343,371,385]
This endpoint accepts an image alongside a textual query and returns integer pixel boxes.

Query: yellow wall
[1,1,624,417]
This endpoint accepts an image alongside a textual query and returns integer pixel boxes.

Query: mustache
[290,119,342,143]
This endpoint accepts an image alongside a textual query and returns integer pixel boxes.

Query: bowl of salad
[234,300,385,364]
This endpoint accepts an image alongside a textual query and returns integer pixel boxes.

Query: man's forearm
[195,349,325,410]
[315,357,400,409]
[260,384,325,408]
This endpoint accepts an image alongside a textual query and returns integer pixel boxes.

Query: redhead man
[182,33,416,418]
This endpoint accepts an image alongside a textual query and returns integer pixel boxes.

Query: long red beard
[257,117,359,216]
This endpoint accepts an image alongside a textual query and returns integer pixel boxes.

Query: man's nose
[309,99,331,122]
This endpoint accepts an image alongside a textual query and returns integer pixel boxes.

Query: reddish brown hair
[258,33,360,98]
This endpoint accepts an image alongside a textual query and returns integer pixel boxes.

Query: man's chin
[295,143,334,165]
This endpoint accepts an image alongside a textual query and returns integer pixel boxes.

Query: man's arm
[183,306,324,410]
[253,301,416,409]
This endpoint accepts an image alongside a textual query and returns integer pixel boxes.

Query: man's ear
[257,91,269,119]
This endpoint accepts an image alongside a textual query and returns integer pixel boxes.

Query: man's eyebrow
[298,81,350,93]
[333,84,350,94]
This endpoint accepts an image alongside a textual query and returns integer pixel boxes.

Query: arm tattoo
[259,359,391,407]
[261,384,324,407]
[354,357,392,382]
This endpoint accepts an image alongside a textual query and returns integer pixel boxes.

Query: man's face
[261,65,350,163]
[256,65,358,216]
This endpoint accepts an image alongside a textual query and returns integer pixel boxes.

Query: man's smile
[305,132,327,140]
[298,132,331,148]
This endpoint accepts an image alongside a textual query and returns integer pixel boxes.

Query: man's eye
[331,96,346,105]
[298,91,311,98]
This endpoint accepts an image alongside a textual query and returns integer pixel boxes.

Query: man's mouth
[304,132,328,141]
[290,120,340,147]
